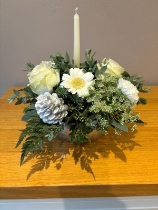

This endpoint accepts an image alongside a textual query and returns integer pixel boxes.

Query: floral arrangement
[8,49,150,165]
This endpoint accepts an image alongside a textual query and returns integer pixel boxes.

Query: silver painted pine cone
[35,92,68,124]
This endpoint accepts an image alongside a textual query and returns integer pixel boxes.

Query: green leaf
[91,51,96,58]
[20,140,34,165]
[69,127,77,143]
[92,64,97,73]
[39,138,44,150]
[111,121,128,132]
[28,103,36,110]
[8,95,16,103]
[85,61,89,67]
[139,87,151,93]
[136,119,144,123]
[87,49,92,54]
[45,131,57,141]
[100,65,107,73]
[122,71,130,77]
[65,52,70,63]
[81,109,89,118]
[50,55,53,62]
[102,58,107,64]
[23,104,36,113]
[138,98,147,105]
[27,62,35,70]
[15,97,23,105]
[22,97,27,104]
[13,89,21,97]
[15,128,30,148]
[21,110,38,121]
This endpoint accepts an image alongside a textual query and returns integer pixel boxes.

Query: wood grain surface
[0,86,158,199]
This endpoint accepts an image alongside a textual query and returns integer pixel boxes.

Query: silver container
[57,125,104,142]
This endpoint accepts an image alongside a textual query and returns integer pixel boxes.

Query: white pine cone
[35,92,68,124]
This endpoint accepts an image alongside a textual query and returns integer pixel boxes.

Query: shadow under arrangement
[23,129,140,180]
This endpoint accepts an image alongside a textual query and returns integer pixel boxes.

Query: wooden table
[0,86,158,199]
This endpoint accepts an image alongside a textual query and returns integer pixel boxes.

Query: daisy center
[71,78,85,89]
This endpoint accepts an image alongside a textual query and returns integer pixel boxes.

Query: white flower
[97,58,124,76]
[60,68,94,97]
[106,58,124,75]
[117,78,139,104]
[28,61,60,95]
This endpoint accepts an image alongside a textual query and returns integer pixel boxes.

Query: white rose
[105,58,125,75]
[97,58,124,76]
[28,61,60,95]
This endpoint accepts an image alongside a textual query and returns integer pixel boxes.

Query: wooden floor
[0,86,158,199]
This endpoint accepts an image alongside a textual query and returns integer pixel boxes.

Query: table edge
[0,184,158,199]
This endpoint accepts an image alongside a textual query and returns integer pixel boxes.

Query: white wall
[0,0,158,97]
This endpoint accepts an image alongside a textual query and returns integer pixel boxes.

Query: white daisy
[117,78,139,104]
[60,68,94,97]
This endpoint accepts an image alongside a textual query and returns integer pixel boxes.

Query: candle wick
[75,7,78,14]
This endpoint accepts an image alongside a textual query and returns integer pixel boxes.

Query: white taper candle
[73,8,80,67]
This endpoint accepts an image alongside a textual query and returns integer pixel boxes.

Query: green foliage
[55,86,68,98]
[16,115,64,165]
[8,86,37,106]
[80,49,98,74]
[50,52,73,76]
[23,62,35,71]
